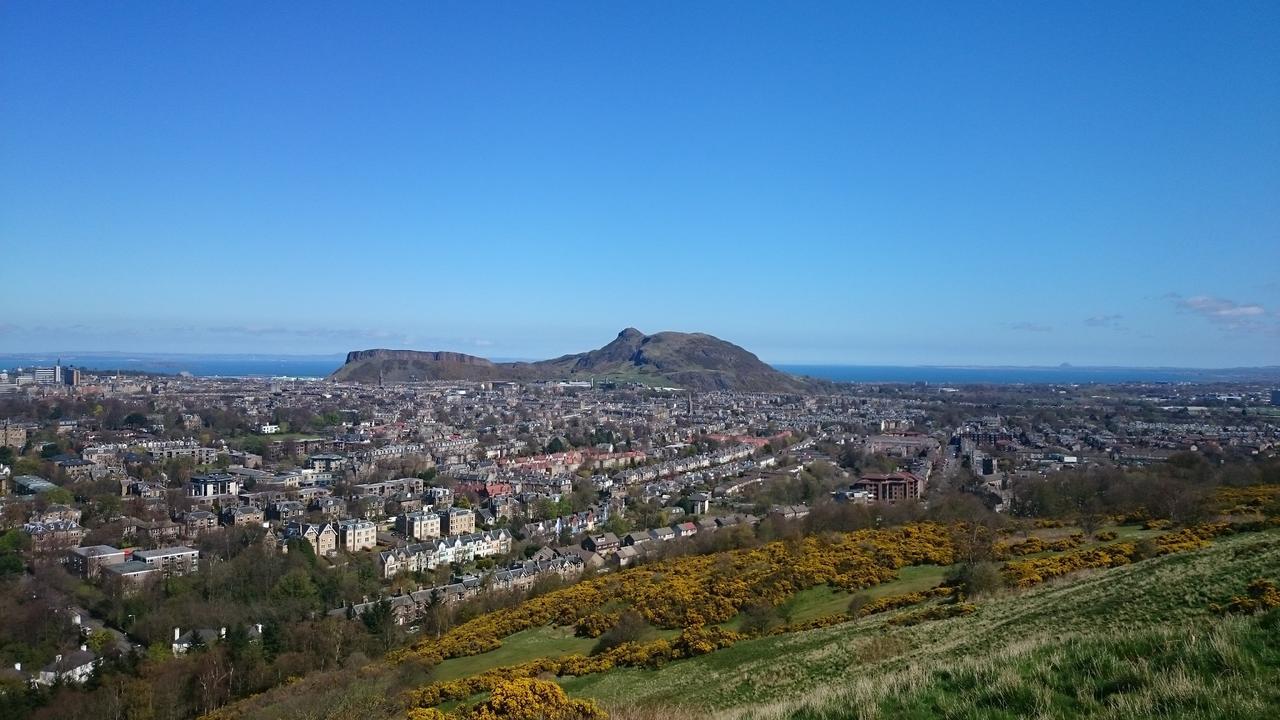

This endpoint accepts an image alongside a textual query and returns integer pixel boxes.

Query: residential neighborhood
[0,363,1277,718]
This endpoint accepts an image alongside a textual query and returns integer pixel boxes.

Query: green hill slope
[563,530,1280,719]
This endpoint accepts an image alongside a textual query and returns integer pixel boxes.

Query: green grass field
[562,529,1280,719]
[431,626,598,681]
[780,565,950,625]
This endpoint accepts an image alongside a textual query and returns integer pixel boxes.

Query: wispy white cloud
[1167,293,1271,331]
[1084,314,1125,330]
[206,325,411,343]
[1007,322,1053,333]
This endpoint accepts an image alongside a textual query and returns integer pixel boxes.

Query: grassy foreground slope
[564,529,1280,719]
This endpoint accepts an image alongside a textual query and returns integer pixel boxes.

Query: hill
[329,328,814,392]
[202,516,1280,720]
[568,529,1280,719]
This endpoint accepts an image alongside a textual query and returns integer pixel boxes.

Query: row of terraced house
[376,529,513,579]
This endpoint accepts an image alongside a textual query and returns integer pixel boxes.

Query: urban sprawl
[0,363,1278,691]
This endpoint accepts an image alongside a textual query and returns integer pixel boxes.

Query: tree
[945,561,1004,600]
[360,599,396,649]
[739,601,781,635]
[1078,509,1104,538]
[847,592,873,615]
[592,610,646,654]
[87,628,114,653]
[602,515,631,536]
[260,621,283,660]
[46,487,74,505]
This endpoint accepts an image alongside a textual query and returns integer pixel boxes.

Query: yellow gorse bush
[398,523,958,710]
[393,523,956,670]
[1002,522,1239,588]
[993,533,1085,559]
[1213,578,1280,615]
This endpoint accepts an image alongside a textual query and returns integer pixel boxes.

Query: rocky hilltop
[329,328,813,392]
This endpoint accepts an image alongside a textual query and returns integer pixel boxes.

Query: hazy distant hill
[329,328,813,392]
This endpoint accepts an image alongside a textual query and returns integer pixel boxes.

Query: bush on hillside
[1213,579,1280,615]
[591,611,646,654]
[944,562,1004,600]
[739,601,783,636]
[846,592,873,616]
[462,678,607,720]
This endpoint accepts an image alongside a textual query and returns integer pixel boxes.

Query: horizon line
[1,350,1278,373]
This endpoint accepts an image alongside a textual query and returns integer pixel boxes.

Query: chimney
[174,627,181,641]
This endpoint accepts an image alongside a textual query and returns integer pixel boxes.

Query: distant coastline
[0,352,346,379]
[776,364,1280,385]
[2,352,1278,385]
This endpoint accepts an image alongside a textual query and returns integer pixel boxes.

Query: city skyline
[3,2,1278,365]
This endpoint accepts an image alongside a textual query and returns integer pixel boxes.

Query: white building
[337,519,377,552]
[398,511,441,541]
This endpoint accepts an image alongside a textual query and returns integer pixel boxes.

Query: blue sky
[1,2,1277,366]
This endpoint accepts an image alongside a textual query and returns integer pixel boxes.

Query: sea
[775,364,1280,385]
[0,353,346,379]
[2,353,1276,385]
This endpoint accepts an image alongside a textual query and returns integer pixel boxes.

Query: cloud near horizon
[1168,294,1272,332]
[1007,322,1053,333]
[1084,314,1126,329]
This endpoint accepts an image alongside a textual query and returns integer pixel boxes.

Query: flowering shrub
[671,625,739,657]
[574,611,619,638]
[1110,511,1150,525]
[1153,522,1233,554]
[463,678,607,720]
[1003,522,1242,589]
[1002,544,1137,588]
[993,534,1085,559]
[407,627,743,711]
[408,710,454,720]
[394,523,956,671]
[856,587,953,617]
[1093,530,1118,541]
[1212,485,1280,513]
[400,517,1272,714]
[1212,579,1280,615]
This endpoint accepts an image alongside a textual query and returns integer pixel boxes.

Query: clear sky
[2,2,1277,366]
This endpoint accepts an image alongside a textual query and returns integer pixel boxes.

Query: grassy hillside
[207,519,1278,720]
[563,529,1280,719]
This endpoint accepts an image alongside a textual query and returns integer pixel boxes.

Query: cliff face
[342,349,495,367]
[330,349,507,383]
[330,329,813,392]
